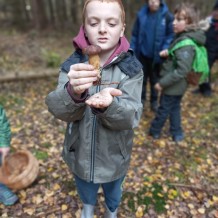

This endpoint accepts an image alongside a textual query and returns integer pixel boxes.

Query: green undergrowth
[122,177,178,214]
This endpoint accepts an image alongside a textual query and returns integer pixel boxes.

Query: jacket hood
[159,0,165,6]
[146,0,165,5]
[179,29,206,46]
[73,26,130,66]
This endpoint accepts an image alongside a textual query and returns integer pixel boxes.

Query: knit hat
[213,0,218,10]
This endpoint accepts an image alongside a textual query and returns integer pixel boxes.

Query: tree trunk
[7,0,26,28]
[47,0,56,27]
[55,0,68,29]
[31,0,48,30]
[70,0,81,27]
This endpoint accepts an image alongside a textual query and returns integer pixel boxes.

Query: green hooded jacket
[159,29,206,95]
[0,105,11,147]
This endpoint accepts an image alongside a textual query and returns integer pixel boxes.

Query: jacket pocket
[65,122,79,152]
[116,133,128,159]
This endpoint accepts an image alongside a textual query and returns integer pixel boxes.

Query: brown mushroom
[83,45,102,85]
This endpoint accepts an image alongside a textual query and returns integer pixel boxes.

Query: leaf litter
[0,36,217,217]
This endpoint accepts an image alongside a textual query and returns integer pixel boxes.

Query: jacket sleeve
[159,46,195,87]
[130,15,140,53]
[94,70,143,130]
[0,106,11,147]
[45,71,87,122]
[162,12,174,50]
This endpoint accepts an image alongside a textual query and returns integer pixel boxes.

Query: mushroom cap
[83,45,102,55]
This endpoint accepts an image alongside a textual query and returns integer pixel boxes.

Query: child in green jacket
[0,105,18,205]
[149,3,207,142]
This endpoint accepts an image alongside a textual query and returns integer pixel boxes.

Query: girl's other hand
[86,88,122,108]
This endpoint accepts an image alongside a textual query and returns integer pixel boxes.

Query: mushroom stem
[83,45,102,86]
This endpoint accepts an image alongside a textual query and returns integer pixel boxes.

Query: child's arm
[0,106,11,162]
[130,16,140,53]
[162,12,174,50]
[45,63,99,122]
[0,106,11,149]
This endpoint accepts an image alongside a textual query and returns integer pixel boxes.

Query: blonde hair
[82,0,125,24]
[174,3,200,25]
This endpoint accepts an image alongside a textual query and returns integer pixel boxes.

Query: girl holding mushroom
[45,0,143,217]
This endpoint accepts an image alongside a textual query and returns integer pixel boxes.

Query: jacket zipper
[90,68,102,182]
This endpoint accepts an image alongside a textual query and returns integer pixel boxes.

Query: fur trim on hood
[185,18,210,32]
[198,17,211,31]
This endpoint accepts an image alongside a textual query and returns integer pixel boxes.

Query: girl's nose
[99,23,106,33]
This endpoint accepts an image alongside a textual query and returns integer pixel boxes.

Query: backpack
[169,38,209,85]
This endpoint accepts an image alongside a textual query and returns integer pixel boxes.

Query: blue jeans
[149,94,183,137]
[74,175,125,212]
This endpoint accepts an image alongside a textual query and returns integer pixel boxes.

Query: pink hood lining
[73,26,130,66]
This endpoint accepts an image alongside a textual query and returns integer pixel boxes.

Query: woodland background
[0,0,216,37]
[0,0,218,217]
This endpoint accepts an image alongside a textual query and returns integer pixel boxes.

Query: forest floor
[0,30,218,218]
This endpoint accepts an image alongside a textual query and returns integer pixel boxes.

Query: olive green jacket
[0,105,11,147]
[45,51,143,183]
[159,30,206,95]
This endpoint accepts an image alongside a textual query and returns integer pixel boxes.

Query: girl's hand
[154,83,162,92]
[159,49,169,58]
[85,88,122,108]
[68,63,99,96]
[0,147,10,162]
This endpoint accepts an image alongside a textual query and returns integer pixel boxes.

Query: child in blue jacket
[130,0,174,111]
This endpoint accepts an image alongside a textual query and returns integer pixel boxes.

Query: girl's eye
[90,23,98,27]
[109,23,116,27]
[175,17,186,22]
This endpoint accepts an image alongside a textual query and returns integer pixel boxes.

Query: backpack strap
[169,38,196,54]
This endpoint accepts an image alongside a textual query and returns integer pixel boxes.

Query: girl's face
[148,0,161,12]
[84,1,125,56]
[173,11,187,34]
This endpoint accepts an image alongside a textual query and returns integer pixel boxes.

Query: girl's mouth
[98,38,108,43]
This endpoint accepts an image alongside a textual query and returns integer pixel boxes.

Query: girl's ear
[120,23,126,37]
